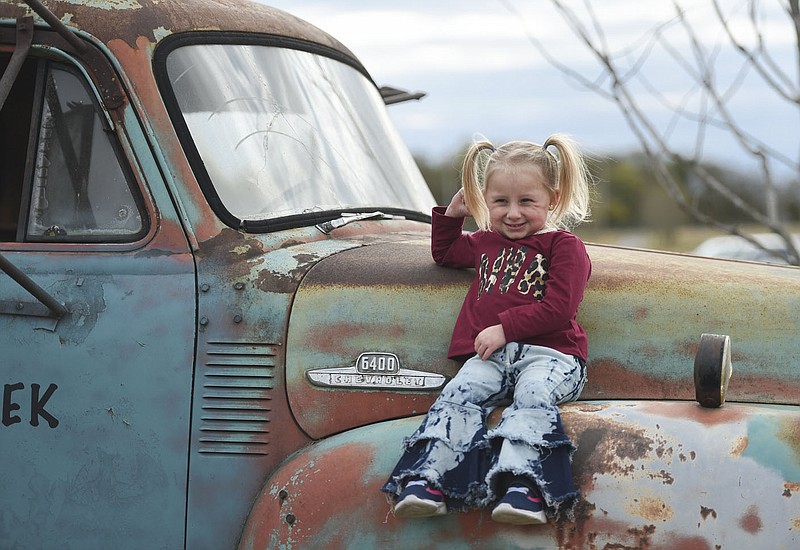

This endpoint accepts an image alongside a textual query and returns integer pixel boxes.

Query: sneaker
[491,484,547,525]
[393,479,447,518]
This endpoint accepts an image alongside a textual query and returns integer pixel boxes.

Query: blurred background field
[417,150,800,260]
[573,223,800,254]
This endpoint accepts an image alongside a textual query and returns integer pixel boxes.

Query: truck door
[0,43,195,548]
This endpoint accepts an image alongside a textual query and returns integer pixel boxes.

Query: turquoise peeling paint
[743,411,800,482]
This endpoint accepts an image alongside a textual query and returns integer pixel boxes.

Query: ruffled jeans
[381,343,586,519]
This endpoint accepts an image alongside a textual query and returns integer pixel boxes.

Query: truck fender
[237,416,544,550]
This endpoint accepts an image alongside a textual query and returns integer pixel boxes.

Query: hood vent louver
[199,341,277,455]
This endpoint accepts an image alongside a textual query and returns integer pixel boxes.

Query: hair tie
[544,144,560,165]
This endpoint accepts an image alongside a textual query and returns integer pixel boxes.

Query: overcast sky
[259,1,797,173]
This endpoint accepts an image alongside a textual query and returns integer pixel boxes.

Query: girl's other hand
[445,188,470,218]
[474,324,506,360]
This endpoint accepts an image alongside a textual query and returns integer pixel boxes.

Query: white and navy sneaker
[393,479,447,518]
[491,483,547,525]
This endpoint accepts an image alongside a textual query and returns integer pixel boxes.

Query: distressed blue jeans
[382,343,586,517]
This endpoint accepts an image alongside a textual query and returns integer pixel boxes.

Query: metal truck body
[1,1,798,548]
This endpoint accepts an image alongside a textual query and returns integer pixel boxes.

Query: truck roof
[0,0,357,61]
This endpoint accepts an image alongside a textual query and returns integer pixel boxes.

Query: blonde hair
[461,135,592,231]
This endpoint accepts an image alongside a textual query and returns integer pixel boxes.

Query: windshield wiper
[315,211,406,234]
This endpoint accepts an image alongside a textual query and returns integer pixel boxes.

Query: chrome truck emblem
[307,352,447,390]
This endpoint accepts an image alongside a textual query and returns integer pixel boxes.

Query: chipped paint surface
[579,246,800,404]
[0,224,196,547]
[62,0,145,10]
[0,0,353,54]
[240,402,800,549]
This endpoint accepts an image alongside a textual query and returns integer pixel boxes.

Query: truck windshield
[164,44,435,223]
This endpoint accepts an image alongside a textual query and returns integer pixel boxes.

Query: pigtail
[461,140,495,231]
[543,134,592,230]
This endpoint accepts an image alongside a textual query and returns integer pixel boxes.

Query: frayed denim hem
[483,435,579,519]
[482,464,581,519]
[380,473,489,512]
[380,432,493,507]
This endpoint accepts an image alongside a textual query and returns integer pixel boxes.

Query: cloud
[286,7,549,76]
[268,1,795,84]
[261,0,797,168]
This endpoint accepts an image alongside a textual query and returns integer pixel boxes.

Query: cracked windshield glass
[165,44,435,222]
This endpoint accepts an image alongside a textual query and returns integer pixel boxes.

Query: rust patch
[284,444,377,543]
[253,267,298,294]
[563,410,655,494]
[279,238,310,249]
[727,372,800,405]
[678,451,696,462]
[783,482,800,498]
[199,228,264,263]
[582,359,695,401]
[145,218,191,254]
[668,535,716,550]
[638,401,748,427]
[778,417,800,465]
[292,253,318,266]
[627,523,657,546]
[700,506,717,520]
[240,441,378,549]
[571,403,608,413]
[625,496,674,522]
[654,444,672,459]
[648,469,674,485]
[633,306,648,320]
[253,251,321,294]
[738,505,763,534]
[730,436,748,457]
[8,0,352,54]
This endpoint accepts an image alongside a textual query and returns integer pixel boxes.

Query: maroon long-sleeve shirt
[431,207,591,362]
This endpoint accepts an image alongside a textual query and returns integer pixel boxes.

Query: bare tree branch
[504,0,800,264]
[713,0,798,102]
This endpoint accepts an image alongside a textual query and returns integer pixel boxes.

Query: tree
[415,155,462,206]
[503,0,800,264]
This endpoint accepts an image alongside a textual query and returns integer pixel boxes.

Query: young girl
[381,135,592,525]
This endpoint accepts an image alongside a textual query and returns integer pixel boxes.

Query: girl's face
[485,167,556,240]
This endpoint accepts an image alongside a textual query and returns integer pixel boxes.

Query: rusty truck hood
[286,239,800,440]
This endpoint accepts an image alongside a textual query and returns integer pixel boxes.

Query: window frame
[0,45,151,247]
[153,32,433,233]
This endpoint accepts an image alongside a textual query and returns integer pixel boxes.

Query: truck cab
[1,1,799,548]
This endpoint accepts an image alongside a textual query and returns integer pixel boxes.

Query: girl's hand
[444,188,470,218]
[474,324,507,360]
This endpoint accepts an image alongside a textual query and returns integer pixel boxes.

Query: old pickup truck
[1,0,799,548]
